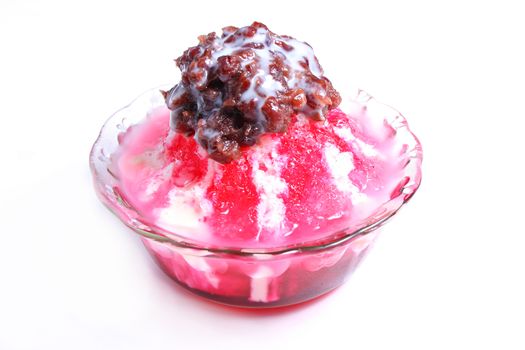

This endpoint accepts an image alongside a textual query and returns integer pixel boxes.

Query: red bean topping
[165,22,340,163]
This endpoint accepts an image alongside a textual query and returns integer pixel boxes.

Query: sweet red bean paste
[162,22,341,163]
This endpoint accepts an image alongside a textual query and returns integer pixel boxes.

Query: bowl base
[143,234,376,309]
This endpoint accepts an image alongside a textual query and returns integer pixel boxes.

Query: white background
[1,0,524,349]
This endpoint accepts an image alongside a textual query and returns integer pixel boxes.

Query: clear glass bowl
[89,86,422,308]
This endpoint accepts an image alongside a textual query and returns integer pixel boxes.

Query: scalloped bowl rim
[89,86,423,257]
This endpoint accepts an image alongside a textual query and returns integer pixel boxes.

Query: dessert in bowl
[90,22,422,308]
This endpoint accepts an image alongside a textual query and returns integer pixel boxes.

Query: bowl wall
[142,229,378,307]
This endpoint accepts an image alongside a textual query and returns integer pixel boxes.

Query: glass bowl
[89,86,422,308]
